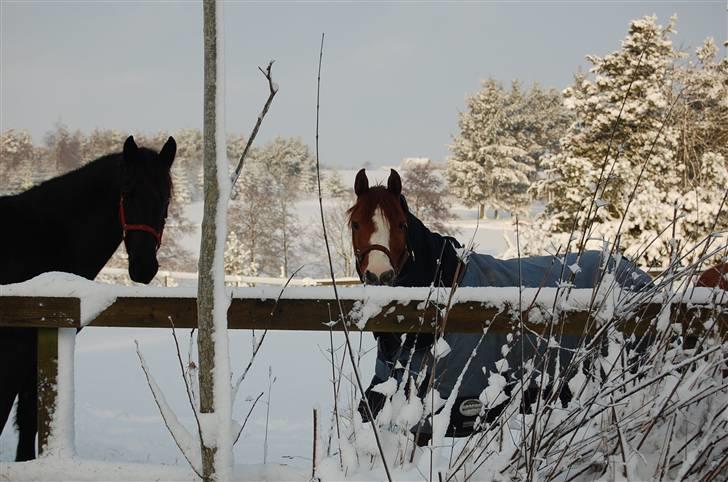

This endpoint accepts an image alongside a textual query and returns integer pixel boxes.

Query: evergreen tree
[1,129,35,194]
[671,38,728,254]
[448,79,567,217]
[171,128,203,201]
[224,231,258,277]
[532,16,725,265]
[324,168,348,198]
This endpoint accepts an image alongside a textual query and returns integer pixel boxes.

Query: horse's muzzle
[356,244,409,286]
[364,269,396,286]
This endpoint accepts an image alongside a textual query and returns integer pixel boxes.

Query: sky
[1,1,726,168]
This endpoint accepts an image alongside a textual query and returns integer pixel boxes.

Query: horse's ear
[399,194,410,213]
[159,136,176,169]
[354,168,369,196]
[123,136,139,163]
[387,169,402,197]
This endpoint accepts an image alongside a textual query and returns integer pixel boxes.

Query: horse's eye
[400,223,407,231]
[352,221,360,231]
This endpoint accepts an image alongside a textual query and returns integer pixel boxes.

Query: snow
[45,328,77,458]
[2,168,726,481]
[0,272,117,327]
[208,2,234,476]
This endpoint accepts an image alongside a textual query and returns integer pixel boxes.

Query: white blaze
[367,207,393,276]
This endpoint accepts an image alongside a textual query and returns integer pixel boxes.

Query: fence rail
[0,289,725,456]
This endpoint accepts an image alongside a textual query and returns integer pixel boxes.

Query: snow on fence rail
[99,267,361,287]
[0,282,725,456]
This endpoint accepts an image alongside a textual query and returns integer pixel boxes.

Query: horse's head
[348,168,409,285]
[120,135,176,284]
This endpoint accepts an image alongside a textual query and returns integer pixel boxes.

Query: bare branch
[168,316,206,459]
[312,32,392,481]
[230,60,278,192]
[135,340,202,478]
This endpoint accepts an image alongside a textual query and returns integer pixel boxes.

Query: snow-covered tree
[511,84,573,173]
[228,161,278,275]
[197,0,233,478]
[448,79,555,218]
[323,168,348,198]
[44,122,82,173]
[400,158,453,233]
[531,16,725,265]
[248,137,315,276]
[224,231,258,277]
[169,128,204,201]
[80,129,127,161]
[1,129,35,193]
[670,38,728,253]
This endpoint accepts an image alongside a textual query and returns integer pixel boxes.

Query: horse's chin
[128,258,159,284]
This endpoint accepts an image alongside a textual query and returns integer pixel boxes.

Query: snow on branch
[135,341,202,477]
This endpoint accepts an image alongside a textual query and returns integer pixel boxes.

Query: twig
[135,340,202,478]
[312,408,318,481]
[168,316,205,458]
[312,32,392,481]
[263,365,276,464]
[233,391,264,445]
[327,304,344,469]
[230,60,278,191]
[232,265,304,401]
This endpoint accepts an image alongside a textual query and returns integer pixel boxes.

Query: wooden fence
[0,289,725,456]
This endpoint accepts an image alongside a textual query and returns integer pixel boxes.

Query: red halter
[119,196,163,250]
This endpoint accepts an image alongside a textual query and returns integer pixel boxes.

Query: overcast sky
[1,1,725,167]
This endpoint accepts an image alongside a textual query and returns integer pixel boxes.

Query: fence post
[37,327,58,456]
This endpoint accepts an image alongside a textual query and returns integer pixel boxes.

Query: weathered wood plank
[37,327,58,456]
[0,297,79,328]
[85,297,728,337]
[0,296,725,337]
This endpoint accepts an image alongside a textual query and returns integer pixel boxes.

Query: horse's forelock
[348,186,404,227]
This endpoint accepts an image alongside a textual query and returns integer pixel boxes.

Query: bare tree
[401,159,454,233]
[248,137,315,276]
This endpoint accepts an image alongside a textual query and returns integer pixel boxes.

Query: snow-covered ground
[0,183,516,479]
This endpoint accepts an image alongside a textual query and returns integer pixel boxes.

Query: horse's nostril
[380,270,395,285]
[365,270,379,285]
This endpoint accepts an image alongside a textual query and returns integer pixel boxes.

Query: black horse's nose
[365,270,380,285]
[379,270,395,285]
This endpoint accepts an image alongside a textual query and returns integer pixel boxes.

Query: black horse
[0,135,176,461]
[349,169,651,445]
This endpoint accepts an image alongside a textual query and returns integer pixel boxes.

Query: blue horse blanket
[369,250,651,435]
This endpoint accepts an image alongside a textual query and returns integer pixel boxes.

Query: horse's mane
[398,195,462,288]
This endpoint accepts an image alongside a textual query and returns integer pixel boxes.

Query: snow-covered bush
[317,249,728,481]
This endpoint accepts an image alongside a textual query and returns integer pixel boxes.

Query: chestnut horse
[349,168,652,444]
[0,136,176,461]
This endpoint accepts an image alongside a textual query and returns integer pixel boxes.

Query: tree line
[2,15,725,273]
